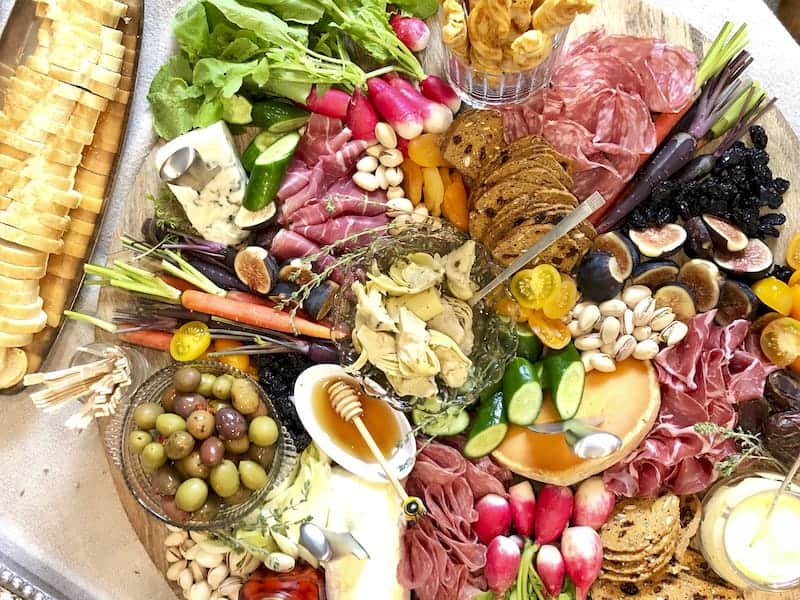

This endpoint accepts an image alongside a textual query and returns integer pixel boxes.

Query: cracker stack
[441,112,595,273]
[0,0,135,388]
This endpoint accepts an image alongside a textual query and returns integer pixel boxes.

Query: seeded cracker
[440,109,505,181]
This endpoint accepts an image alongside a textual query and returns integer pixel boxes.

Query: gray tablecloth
[2,1,798,598]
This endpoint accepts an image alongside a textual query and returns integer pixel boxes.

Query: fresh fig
[304,280,340,320]
[702,214,748,252]
[715,280,759,326]
[713,238,774,279]
[653,282,697,322]
[234,246,278,294]
[278,262,315,285]
[267,281,300,305]
[629,224,686,258]
[630,260,680,290]
[577,252,625,302]
[677,259,722,312]
[684,216,714,259]
[592,231,639,280]
[235,202,278,230]
[764,369,800,413]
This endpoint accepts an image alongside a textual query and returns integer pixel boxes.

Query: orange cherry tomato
[750,312,782,336]
[752,277,793,315]
[527,309,571,350]
[760,317,800,367]
[169,321,211,362]
[495,295,523,322]
[791,286,800,320]
[786,232,800,271]
[542,274,578,319]
[213,339,251,372]
[789,269,800,287]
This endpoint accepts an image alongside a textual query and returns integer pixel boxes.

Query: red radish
[396,136,410,158]
[420,74,461,112]
[509,481,536,537]
[560,526,603,600]
[534,485,574,545]
[536,544,566,598]
[366,77,423,140]
[485,536,521,596]
[509,534,524,550]
[473,493,512,544]
[573,477,616,530]
[303,86,351,120]
[385,75,453,134]
[389,15,430,52]
[347,88,379,142]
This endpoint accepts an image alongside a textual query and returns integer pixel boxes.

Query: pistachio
[633,339,659,360]
[190,561,206,583]
[633,325,652,341]
[379,148,404,168]
[178,569,194,591]
[365,144,383,158]
[589,353,616,373]
[622,285,652,308]
[207,565,229,590]
[574,332,603,351]
[613,335,636,362]
[385,166,404,187]
[581,350,599,373]
[649,307,676,331]
[265,552,296,573]
[633,297,656,327]
[166,560,187,581]
[189,532,209,544]
[600,316,620,344]
[599,298,626,318]
[386,185,405,200]
[189,581,212,600]
[210,593,222,600]
[375,122,397,148]
[352,171,380,192]
[227,552,259,577]
[217,577,243,599]
[165,531,189,547]
[386,197,414,216]
[356,155,378,173]
[166,547,183,563]
[167,525,185,533]
[622,309,635,335]
[572,301,592,315]
[375,165,388,189]
[196,550,224,569]
[600,342,615,355]
[662,321,689,346]
[578,304,602,332]
[568,320,587,337]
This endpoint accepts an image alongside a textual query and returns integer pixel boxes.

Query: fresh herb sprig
[694,422,782,477]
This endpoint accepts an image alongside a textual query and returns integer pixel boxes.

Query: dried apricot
[402,160,423,205]
[442,172,468,231]
[421,167,444,216]
[408,133,447,167]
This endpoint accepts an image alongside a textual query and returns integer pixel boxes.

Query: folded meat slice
[319,139,370,180]
[288,181,387,227]
[269,229,343,283]
[295,214,389,250]
[295,114,352,165]
[276,158,310,201]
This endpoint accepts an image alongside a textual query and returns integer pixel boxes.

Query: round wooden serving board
[96,0,800,598]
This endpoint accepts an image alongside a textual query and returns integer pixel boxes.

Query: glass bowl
[331,220,518,412]
[104,361,297,531]
[444,28,569,108]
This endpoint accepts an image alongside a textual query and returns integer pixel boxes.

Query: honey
[311,377,401,463]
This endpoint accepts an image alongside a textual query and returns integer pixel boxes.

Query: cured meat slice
[294,114,351,165]
[269,229,343,283]
[295,214,389,249]
[276,158,311,201]
[318,139,369,181]
[287,187,387,227]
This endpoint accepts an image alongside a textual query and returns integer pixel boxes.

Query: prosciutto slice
[294,214,389,250]
[288,180,387,227]
[604,311,776,497]
[269,229,343,283]
[294,114,351,165]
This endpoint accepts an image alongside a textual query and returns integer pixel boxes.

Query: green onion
[696,23,749,89]
[710,81,765,138]
[63,311,118,333]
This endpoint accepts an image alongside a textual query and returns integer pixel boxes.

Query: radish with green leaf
[367,77,424,140]
[561,526,603,600]
[572,476,616,530]
[534,485,574,545]
[390,15,430,52]
[385,75,453,134]
[537,544,566,598]
[509,481,536,537]
[347,88,379,142]
[485,536,521,596]
[303,86,351,120]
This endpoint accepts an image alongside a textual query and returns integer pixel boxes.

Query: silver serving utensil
[527,417,622,459]
[526,415,605,433]
[469,192,605,306]
[299,523,370,562]
[158,146,221,189]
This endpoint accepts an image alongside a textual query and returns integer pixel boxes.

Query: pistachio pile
[567,285,689,373]
[353,122,405,193]
[164,527,259,600]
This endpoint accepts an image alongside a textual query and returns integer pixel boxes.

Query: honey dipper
[325,378,426,521]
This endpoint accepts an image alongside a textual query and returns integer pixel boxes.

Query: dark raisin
[749,148,769,165]
[752,163,773,185]
[772,264,793,283]
[749,124,768,149]
[773,177,790,195]
[619,583,640,595]
[655,206,673,225]
[760,213,786,227]
[452,134,462,145]
[758,225,780,238]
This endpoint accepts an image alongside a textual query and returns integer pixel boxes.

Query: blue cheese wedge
[154,121,248,246]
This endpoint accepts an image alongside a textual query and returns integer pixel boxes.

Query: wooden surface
[98,0,800,598]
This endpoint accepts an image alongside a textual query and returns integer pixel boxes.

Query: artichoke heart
[385,287,444,322]
[389,252,445,293]
[396,308,440,377]
[387,373,438,398]
[353,281,396,332]
[428,297,474,355]
[444,240,478,300]
[429,330,472,388]
[351,325,402,376]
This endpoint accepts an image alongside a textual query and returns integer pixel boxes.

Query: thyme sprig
[694,422,782,477]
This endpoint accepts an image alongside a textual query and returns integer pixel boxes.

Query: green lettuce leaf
[173,0,210,60]
[392,0,438,18]
[147,55,204,139]
[203,0,299,47]
[243,0,324,25]
[193,95,224,128]
[222,94,253,123]
[193,57,269,96]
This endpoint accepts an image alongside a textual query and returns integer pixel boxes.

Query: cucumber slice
[544,343,585,420]
[243,132,300,211]
[463,391,508,458]
[222,95,253,124]
[516,322,543,361]
[412,407,470,436]
[251,100,310,133]
[241,131,281,172]
[503,357,543,426]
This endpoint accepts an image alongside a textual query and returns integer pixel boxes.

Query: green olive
[196,373,217,397]
[192,495,221,520]
[155,413,187,437]
[140,442,167,472]
[150,465,182,496]
[211,374,234,401]
[209,459,240,498]
[165,431,195,460]
[248,416,279,447]
[186,410,215,440]
[224,435,250,455]
[224,486,251,506]
[175,478,208,512]
[179,450,210,479]
[128,430,152,454]
[247,444,275,467]
[174,367,202,393]
[134,402,164,430]
[231,378,260,415]
[161,387,176,412]
[239,460,268,490]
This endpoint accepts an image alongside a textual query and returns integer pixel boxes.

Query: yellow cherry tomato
[760,317,800,367]
[527,309,571,350]
[791,286,800,320]
[786,232,800,271]
[751,312,782,336]
[213,339,251,372]
[494,295,523,322]
[510,265,561,310]
[789,269,800,287]
[169,321,211,362]
[752,277,793,315]
[542,274,578,319]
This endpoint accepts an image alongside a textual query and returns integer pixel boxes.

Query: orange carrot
[224,289,328,326]
[181,290,333,340]
[118,329,172,352]
[159,274,201,292]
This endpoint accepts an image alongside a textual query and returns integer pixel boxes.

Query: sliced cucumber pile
[241,131,281,172]
[412,407,469,436]
[243,132,300,212]
[503,357,543,426]
[515,322,543,361]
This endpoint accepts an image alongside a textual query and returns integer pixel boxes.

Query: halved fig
[233,246,278,294]
[630,260,680,290]
[702,214,748,252]
[278,262,315,286]
[577,251,625,302]
[714,280,759,326]
[737,397,770,434]
[713,238,774,279]
[235,202,278,230]
[653,282,697,322]
[267,281,299,305]
[629,224,686,258]
[677,259,722,312]
[592,231,639,280]
[304,280,340,320]
[684,217,714,260]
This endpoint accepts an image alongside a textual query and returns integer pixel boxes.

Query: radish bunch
[477,477,616,599]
